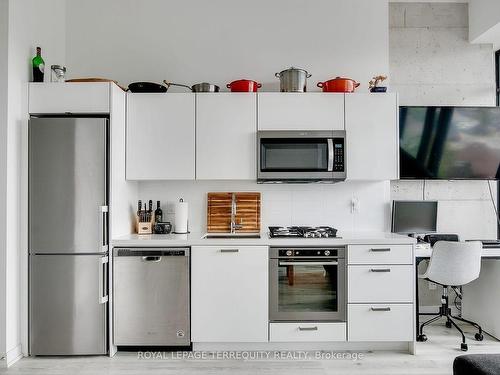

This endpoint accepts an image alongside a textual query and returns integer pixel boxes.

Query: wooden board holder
[207,192,261,233]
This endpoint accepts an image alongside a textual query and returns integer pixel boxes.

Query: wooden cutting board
[66,78,127,91]
[207,192,261,233]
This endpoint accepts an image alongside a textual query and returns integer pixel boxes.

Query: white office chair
[417,240,483,351]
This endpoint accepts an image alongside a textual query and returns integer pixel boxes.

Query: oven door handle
[327,138,334,172]
[278,261,339,266]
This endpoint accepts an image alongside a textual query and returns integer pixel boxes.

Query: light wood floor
[4,324,500,375]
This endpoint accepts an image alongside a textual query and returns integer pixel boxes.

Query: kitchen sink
[202,233,261,239]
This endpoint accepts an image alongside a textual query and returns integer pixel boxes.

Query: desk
[415,245,500,340]
[415,246,500,259]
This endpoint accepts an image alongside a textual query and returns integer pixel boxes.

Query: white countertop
[112,231,416,248]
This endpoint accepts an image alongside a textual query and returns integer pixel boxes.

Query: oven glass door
[270,258,345,321]
[260,138,331,172]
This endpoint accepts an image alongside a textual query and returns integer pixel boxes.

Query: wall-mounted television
[399,106,500,180]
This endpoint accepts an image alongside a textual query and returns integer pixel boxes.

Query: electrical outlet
[428,281,437,290]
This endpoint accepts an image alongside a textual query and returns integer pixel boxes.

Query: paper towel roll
[174,198,189,234]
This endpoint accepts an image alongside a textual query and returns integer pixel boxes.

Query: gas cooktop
[268,226,339,238]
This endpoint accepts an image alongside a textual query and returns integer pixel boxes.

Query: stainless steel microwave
[257,130,346,183]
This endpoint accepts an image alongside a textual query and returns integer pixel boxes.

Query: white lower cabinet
[191,246,268,342]
[270,322,346,342]
[348,304,414,341]
[347,243,415,343]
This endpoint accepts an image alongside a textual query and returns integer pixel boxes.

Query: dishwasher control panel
[115,248,189,257]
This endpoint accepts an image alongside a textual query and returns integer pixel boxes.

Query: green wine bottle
[32,47,45,82]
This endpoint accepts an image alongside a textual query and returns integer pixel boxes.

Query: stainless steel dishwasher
[113,248,190,346]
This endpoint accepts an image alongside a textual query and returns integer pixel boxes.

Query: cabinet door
[191,246,268,342]
[196,93,256,179]
[29,82,110,114]
[126,93,195,180]
[258,93,344,130]
[345,93,398,180]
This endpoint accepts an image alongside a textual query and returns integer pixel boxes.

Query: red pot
[226,79,262,92]
[317,77,360,93]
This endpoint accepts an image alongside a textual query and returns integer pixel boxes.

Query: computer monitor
[391,200,438,234]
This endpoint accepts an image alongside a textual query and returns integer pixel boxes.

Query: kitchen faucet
[230,193,243,234]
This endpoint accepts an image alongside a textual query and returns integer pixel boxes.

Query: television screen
[399,106,500,179]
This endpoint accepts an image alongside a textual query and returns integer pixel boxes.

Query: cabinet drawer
[270,322,346,342]
[29,82,110,114]
[348,304,413,341]
[348,265,413,303]
[348,245,413,265]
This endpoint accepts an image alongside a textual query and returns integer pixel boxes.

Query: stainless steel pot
[275,67,312,92]
[163,81,220,93]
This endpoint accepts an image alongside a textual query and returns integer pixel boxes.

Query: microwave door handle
[327,138,334,172]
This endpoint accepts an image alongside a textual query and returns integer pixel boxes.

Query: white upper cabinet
[258,93,344,131]
[126,93,195,180]
[196,94,256,180]
[29,82,110,114]
[345,93,399,180]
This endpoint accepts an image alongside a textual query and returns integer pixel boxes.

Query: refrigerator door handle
[99,256,109,304]
[99,206,109,252]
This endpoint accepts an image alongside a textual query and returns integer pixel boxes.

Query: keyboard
[415,243,431,251]
[479,240,500,249]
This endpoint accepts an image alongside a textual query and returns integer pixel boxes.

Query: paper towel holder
[173,198,190,234]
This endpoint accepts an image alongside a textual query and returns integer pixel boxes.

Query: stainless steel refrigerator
[29,117,109,355]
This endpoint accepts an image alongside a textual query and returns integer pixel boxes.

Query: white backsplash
[138,180,391,234]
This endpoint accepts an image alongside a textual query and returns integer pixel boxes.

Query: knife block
[135,215,154,235]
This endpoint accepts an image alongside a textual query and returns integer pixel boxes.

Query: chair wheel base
[461,343,468,351]
[417,334,427,342]
[475,333,484,341]
[445,321,452,328]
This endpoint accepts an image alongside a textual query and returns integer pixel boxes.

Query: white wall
[5,0,66,361]
[389,2,497,242]
[63,0,393,234]
[469,0,500,47]
[390,2,495,106]
[138,181,391,234]
[390,2,498,309]
[65,0,389,92]
[0,0,8,359]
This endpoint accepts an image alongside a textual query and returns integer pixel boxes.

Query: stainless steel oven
[257,130,346,183]
[269,247,346,322]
